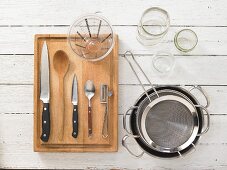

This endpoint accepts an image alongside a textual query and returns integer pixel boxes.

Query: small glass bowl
[152,51,175,73]
[137,7,170,46]
[174,29,198,52]
[68,14,114,62]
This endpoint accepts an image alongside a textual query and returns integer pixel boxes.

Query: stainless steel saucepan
[122,51,210,158]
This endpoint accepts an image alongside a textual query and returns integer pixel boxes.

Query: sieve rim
[140,95,199,153]
[135,88,200,153]
[129,86,203,158]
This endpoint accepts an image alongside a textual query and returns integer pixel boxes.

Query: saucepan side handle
[123,106,139,138]
[122,135,144,158]
[195,105,210,136]
[189,85,210,108]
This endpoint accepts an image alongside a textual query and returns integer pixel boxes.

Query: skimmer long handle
[122,51,159,101]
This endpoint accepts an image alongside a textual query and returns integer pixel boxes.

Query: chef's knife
[72,75,78,138]
[40,41,50,142]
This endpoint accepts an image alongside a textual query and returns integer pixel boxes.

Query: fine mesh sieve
[126,86,205,158]
[136,90,198,153]
[144,100,194,148]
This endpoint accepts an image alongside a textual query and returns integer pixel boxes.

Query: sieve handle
[195,105,210,136]
[189,85,210,108]
[122,51,159,101]
[122,135,144,158]
[123,106,140,138]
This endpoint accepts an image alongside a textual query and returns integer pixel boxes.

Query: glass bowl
[68,14,114,62]
[152,51,175,73]
[137,7,170,46]
[174,29,198,52]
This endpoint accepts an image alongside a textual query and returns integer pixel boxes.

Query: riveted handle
[40,103,50,142]
[88,106,92,137]
[72,105,78,138]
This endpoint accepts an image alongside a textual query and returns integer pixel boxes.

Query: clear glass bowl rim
[67,13,115,62]
[139,7,170,37]
[174,29,198,52]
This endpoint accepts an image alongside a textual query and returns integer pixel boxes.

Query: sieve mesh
[145,100,194,148]
[136,90,196,150]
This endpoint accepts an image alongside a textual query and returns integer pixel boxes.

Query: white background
[1,0,227,169]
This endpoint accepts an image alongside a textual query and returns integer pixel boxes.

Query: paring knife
[72,74,78,138]
[40,41,50,142]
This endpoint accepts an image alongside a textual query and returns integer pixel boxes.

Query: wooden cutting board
[34,34,118,152]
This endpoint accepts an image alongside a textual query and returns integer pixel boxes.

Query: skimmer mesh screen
[145,100,194,148]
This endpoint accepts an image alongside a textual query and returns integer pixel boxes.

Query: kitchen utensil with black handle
[72,75,79,138]
[40,41,51,142]
[40,103,50,142]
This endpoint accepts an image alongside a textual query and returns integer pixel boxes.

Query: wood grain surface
[1,0,227,169]
[33,34,118,151]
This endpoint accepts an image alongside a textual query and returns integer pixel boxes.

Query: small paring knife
[40,41,50,142]
[72,74,79,138]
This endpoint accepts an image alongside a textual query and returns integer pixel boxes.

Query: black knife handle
[40,103,50,142]
[72,105,78,138]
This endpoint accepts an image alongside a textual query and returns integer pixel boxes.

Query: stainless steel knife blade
[72,75,78,105]
[40,41,50,103]
[40,41,50,142]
